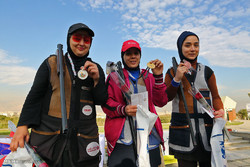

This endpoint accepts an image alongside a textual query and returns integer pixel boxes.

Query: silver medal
[78,69,88,80]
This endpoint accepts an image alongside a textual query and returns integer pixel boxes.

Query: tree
[237,109,248,120]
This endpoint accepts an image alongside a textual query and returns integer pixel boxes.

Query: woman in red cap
[102,39,168,167]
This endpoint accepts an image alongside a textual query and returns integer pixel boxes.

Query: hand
[83,61,99,86]
[10,125,29,152]
[174,62,188,82]
[213,109,225,119]
[150,59,163,75]
[125,105,137,116]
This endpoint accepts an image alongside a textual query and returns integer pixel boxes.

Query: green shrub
[96,118,105,126]
[159,114,171,123]
[237,109,248,120]
[0,115,19,129]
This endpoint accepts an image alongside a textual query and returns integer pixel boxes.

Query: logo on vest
[82,105,92,116]
[86,142,100,156]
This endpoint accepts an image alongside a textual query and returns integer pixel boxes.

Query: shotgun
[117,61,138,162]
[56,44,68,134]
[172,57,197,146]
[106,61,138,164]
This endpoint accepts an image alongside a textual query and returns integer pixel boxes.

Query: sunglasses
[71,34,92,44]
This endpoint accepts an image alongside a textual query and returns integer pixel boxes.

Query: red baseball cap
[121,40,141,52]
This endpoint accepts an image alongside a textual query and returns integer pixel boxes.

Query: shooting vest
[169,63,213,153]
[29,55,100,165]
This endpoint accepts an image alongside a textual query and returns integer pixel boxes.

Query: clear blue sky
[0,0,249,113]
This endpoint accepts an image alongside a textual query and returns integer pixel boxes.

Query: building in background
[0,111,19,117]
[221,96,237,121]
[246,103,250,118]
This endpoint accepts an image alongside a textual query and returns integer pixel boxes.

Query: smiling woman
[69,30,92,57]
[123,47,141,68]
[165,31,225,167]
[8,23,108,167]
[102,39,169,167]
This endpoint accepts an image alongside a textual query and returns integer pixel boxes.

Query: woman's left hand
[214,109,225,119]
[150,59,163,75]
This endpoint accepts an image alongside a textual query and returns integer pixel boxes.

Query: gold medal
[78,69,88,80]
[147,62,155,69]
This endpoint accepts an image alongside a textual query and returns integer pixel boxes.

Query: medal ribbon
[67,53,77,76]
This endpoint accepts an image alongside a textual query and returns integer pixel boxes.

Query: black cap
[68,23,94,37]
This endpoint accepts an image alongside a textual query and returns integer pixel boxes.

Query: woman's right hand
[174,62,188,82]
[10,125,29,152]
[125,105,137,116]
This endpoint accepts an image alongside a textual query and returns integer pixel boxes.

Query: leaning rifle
[8,121,48,167]
[56,44,68,134]
[172,57,197,146]
[106,61,138,164]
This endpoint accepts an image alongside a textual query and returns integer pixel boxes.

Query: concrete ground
[226,120,250,133]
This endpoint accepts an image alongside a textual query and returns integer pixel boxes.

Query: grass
[226,121,244,126]
[0,129,11,135]
[1,117,243,136]
[0,123,170,136]
[162,123,170,130]
[98,126,104,134]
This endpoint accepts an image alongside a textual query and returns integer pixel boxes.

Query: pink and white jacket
[101,69,168,156]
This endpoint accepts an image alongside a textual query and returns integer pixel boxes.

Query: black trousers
[108,143,161,167]
[177,159,211,167]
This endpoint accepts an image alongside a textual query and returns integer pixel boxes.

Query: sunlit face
[182,35,199,60]
[70,30,92,57]
[123,47,141,68]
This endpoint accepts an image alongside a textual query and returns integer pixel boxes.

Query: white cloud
[90,0,113,8]
[198,15,218,25]
[225,7,250,18]
[180,0,195,7]
[0,65,36,85]
[0,49,22,64]
[196,26,250,67]
[77,1,87,8]
[0,49,36,85]
[0,66,36,85]
[80,0,250,67]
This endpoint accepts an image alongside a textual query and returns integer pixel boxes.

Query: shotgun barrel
[172,57,197,146]
[106,61,138,164]
[56,44,68,134]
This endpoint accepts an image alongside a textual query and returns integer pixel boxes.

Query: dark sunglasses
[71,34,92,44]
